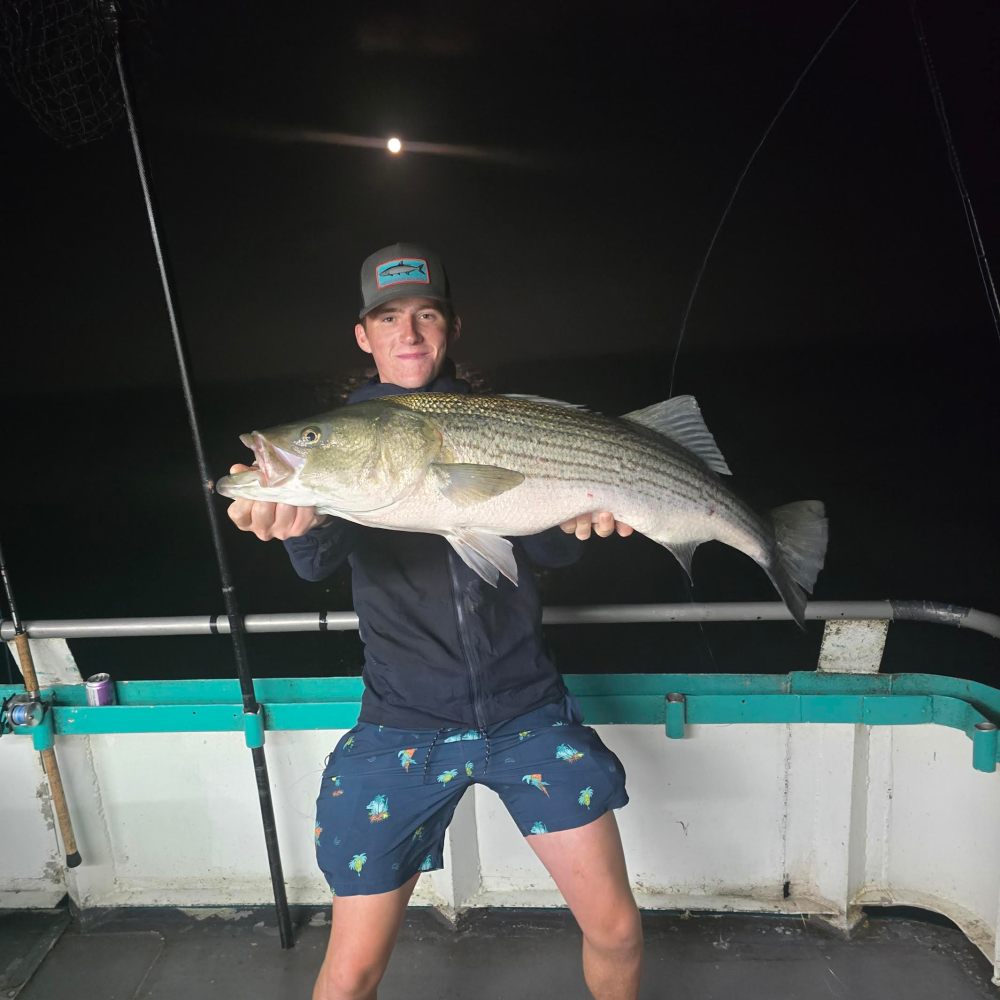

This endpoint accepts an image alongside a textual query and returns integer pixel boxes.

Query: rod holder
[31,700,55,752]
[972,721,998,773]
[665,692,687,739]
[243,708,265,749]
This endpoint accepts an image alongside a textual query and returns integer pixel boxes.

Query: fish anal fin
[446,529,519,587]
[430,463,525,506]
[622,396,732,475]
[665,541,698,582]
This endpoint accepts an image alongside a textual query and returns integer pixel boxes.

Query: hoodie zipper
[448,551,487,733]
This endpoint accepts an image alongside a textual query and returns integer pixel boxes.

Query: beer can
[85,672,116,706]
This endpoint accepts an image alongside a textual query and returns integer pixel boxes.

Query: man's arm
[283,518,358,582]
[520,525,584,568]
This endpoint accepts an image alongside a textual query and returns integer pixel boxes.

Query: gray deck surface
[2,904,997,999]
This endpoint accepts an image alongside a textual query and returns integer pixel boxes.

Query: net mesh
[0,0,150,147]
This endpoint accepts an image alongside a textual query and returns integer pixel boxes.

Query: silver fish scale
[385,393,771,551]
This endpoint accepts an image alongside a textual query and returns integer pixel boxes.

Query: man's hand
[225,464,329,541]
[560,511,634,541]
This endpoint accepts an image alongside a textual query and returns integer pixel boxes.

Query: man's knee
[583,899,644,956]
[317,957,386,1000]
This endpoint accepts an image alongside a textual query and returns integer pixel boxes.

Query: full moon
[387,137,402,154]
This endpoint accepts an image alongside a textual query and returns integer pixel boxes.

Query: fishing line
[106,6,294,948]
[910,2,1000,344]
[668,0,862,396]
[680,576,719,673]
[664,5,861,659]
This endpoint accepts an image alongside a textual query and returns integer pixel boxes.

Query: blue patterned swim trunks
[314,694,628,896]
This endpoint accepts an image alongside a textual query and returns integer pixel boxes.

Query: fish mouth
[239,432,304,487]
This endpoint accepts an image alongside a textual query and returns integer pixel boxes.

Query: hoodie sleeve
[518,525,583,569]
[283,517,359,582]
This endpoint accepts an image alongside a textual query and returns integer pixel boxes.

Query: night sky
[1,1,998,684]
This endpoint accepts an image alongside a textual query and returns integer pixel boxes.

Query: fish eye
[299,425,323,445]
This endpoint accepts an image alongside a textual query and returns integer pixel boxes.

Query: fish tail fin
[765,500,828,629]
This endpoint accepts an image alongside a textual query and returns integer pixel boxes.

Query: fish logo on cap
[376,257,430,289]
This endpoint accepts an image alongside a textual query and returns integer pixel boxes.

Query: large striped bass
[215,393,827,626]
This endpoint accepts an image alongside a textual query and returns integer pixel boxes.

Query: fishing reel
[0,693,46,736]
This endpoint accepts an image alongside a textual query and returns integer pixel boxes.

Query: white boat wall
[2,610,999,987]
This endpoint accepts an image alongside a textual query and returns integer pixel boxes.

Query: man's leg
[527,812,643,1000]
[312,872,420,1000]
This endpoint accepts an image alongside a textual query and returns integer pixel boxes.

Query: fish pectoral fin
[429,463,525,506]
[621,396,732,476]
[445,529,519,588]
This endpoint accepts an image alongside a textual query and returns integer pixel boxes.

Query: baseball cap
[359,242,452,318]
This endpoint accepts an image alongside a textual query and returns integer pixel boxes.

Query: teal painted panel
[4,676,996,756]
[110,677,365,706]
[11,673,997,719]
[862,696,932,725]
[563,674,789,697]
[930,695,980,733]
[892,674,1000,718]
[265,703,365,730]
[55,704,243,735]
[686,695,802,725]
[799,695,864,723]
[252,677,364,703]
[574,694,664,726]
[790,673,893,696]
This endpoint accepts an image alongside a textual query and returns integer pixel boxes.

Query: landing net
[0,0,150,147]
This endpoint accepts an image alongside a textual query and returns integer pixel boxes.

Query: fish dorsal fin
[429,463,525,506]
[501,394,590,411]
[622,396,732,475]
[445,529,519,587]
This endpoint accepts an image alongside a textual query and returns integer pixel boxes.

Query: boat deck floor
[2,903,997,999]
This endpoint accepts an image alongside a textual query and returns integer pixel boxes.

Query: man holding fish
[226,243,647,1000]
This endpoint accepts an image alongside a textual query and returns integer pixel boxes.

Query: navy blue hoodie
[283,363,582,730]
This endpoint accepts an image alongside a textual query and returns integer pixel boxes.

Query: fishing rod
[0,539,81,868]
[910,2,1000,345]
[668,0,862,395]
[105,4,294,948]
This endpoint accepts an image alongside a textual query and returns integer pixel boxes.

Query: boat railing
[2,598,999,639]
[2,600,998,984]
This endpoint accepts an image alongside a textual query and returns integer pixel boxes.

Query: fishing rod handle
[8,632,82,868]
[13,632,40,696]
[40,747,82,868]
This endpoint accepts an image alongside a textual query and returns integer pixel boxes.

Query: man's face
[354,296,460,389]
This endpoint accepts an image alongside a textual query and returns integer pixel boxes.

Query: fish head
[216,400,443,514]
[238,430,305,488]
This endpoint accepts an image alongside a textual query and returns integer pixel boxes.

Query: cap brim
[359,290,452,319]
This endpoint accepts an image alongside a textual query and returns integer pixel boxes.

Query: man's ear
[355,322,373,354]
[450,315,462,344]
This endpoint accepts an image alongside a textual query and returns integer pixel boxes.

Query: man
[227,243,643,1000]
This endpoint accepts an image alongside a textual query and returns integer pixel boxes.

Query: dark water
[2,340,998,686]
